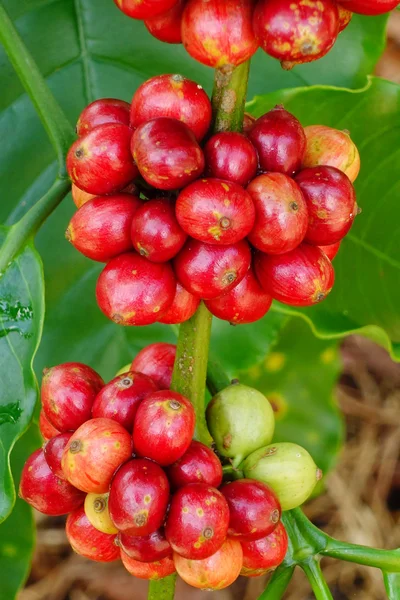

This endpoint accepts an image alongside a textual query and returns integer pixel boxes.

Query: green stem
[148,575,177,600]
[301,559,334,600]
[323,542,400,573]
[383,572,400,600]
[258,565,295,599]
[212,61,251,133]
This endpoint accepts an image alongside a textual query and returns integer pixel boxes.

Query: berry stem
[301,559,334,600]
[383,571,400,599]
[257,564,295,599]
[322,541,400,572]
[212,61,251,133]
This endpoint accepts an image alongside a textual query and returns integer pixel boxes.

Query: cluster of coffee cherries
[112,0,399,70]
[20,342,321,589]
[66,73,361,326]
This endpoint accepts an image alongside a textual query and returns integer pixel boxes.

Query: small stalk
[258,565,295,600]
[212,61,250,133]
[323,542,400,573]
[301,559,334,600]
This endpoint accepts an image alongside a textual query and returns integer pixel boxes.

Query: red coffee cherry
[174,239,251,299]
[176,179,255,245]
[113,0,178,19]
[66,506,119,562]
[62,418,133,493]
[302,125,360,182]
[19,449,84,515]
[41,362,104,432]
[255,244,335,306]
[121,550,176,579]
[144,0,185,43]
[131,74,212,142]
[76,98,130,136]
[71,184,96,208]
[158,283,200,325]
[43,432,73,480]
[247,173,308,254]
[118,529,172,562]
[241,521,288,577]
[109,458,170,535]
[67,123,138,195]
[319,241,341,261]
[39,409,60,441]
[338,6,353,31]
[336,0,399,15]
[166,441,223,490]
[131,343,176,389]
[165,483,230,559]
[248,106,306,175]
[96,252,176,326]
[204,133,258,186]
[182,0,258,68]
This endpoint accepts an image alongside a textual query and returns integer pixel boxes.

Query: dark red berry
[204,133,258,186]
[118,529,172,562]
[121,550,176,579]
[131,343,176,389]
[158,283,200,325]
[43,432,73,480]
[144,0,185,43]
[66,506,119,562]
[76,98,130,136]
[39,409,60,441]
[336,0,398,15]
[114,0,178,18]
[319,241,341,261]
[241,522,288,577]
[166,441,223,490]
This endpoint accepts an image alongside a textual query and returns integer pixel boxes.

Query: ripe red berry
[19,449,84,515]
[96,252,176,326]
[181,0,258,68]
[255,244,335,306]
[204,133,258,186]
[62,418,133,493]
[76,98,130,136]
[43,432,73,480]
[66,506,119,562]
[71,184,96,209]
[131,118,204,190]
[319,241,341,261]
[338,6,353,31]
[176,179,255,245]
[118,529,172,562]
[247,173,308,254]
[336,0,398,15]
[121,551,176,579]
[166,441,223,490]
[114,0,178,18]
[41,363,104,432]
[174,239,251,299]
[109,458,170,535]
[241,522,288,577]
[165,483,230,559]
[144,0,185,43]
[130,74,212,142]
[67,123,138,195]
[158,283,200,325]
[295,166,357,245]
[205,268,272,325]
[39,409,60,441]
[66,194,141,262]
[131,198,187,262]
[131,343,176,389]
[133,391,195,466]
[248,106,306,175]
[302,125,360,182]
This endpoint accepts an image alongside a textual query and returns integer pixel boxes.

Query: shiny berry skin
[66,194,141,262]
[109,458,170,535]
[131,118,204,191]
[182,0,258,68]
[295,166,357,245]
[131,198,187,262]
[166,441,223,490]
[92,371,158,432]
[121,551,176,579]
[114,0,178,18]
[337,0,398,14]
[84,492,118,534]
[158,283,200,325]
[247,173,308,254]
[302,125,360,182]
[144,0,185,43]
[204,133,258,186]
[338,6,353,31]
[62,418,133,493]
[96,252,176,326]
[71,184,96,208]
[133,390,195,466]
[130,74,212,142]
[41,363,104,432]
[176,179,255,245]
[319,241,341,261]
[66,506,119,562]
[241,522,288,577]
[174,239,251,300]
[118,529,172,562]
[165,483,230,559]
[205,268,272,325]
[67,123,138,195]
[174,538,243,590]
[76,98,131,136]
[43,432,73,480]
[131,343,176,389]
[255,244,335,307]
[19,449,85,515]
[39,409,60,441]
[248,106,306,176]
[253,0,339,66]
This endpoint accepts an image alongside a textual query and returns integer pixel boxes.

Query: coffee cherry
[176,179,255,245]
[66,194,141,262]
[62,418,133,494]
[67,123,138,195]
[132,343,176,389]
[118,529,172,562]
[204,133,258,186]
[41,363,104,432]
[220,480,281,542]
[66,506,119,562]
[319,241,341,261]
[84,492,118,534]
[242,113,256,136]
[253,0,339,66]
[174,239,251,299]
[174,539,243,590]
[158,283,200,325]
[43,432,73,480]
[295,166,357,246]
[96,252,176,326]
[39,409,60,441]
[248,106,306,175]
[131,74,212,142]
[242,442,322,510]
[302,125,360,182]
[131,198,187,262]
[144,0,185,43]
[109,458,170,535]
[241,522,288,577]
[133,391,195,466]
[247,173,308,254]
[181,0,258,68]
[165,483,230,559]
[71,184,96,209]
[121,551,176,579]
[336,0,399,15]
[255,244,335,306]
[338,6,353,31]
[167,441,223,490]
[76,98,131,136]
[206,383,275,465]
[19,449,85,515]
[113,0,178,18]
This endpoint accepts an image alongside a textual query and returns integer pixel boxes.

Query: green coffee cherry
[242,442,322,511]
[206,383,275,466]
